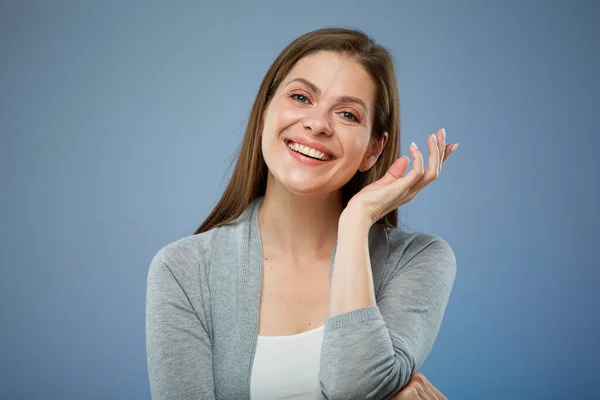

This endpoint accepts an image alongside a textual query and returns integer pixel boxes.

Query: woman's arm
[321,130,456,399]
[320,217,456,399]
[328,213,377,316]
[146,256,216,399]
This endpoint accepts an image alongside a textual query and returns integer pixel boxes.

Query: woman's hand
[391,372,448,400]
[345,128,457,225]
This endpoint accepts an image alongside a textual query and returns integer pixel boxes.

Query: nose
[302,108,333,137]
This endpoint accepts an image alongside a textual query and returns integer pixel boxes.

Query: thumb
[380,156,410,184]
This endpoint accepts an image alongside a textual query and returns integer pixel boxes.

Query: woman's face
[261,51,386,196]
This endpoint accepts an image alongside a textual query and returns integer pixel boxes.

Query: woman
[146,27,458,399]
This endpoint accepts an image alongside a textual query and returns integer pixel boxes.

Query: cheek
[342,132,370,161]
[264,101,301,132]
[277,105,302,127]
[355,135,366,150]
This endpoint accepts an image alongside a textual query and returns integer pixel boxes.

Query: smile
[286,141,332,161]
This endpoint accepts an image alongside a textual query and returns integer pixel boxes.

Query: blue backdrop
[1,1,598,399]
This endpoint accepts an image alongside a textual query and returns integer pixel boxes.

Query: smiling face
[261,51,387,197]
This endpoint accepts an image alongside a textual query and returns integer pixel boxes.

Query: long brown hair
[194,27,401,234]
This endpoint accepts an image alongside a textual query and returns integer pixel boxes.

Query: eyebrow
[285,77,368,112]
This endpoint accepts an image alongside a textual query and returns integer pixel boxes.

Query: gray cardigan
[146,197,456,399]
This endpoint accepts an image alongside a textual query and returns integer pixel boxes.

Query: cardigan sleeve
[319,234,457,400]
[145,255,216,400]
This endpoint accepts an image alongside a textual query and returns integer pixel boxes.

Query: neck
[258,173,343,263]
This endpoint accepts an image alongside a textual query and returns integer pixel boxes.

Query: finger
[413,133,440,189]
[379,156,411,185]
[415,372,445,400]
[426,133,441,179]
[376,143,424,214]
[383,142,424,206]
[400,137,434,197]
[399,142,425,188]
[392,386,420,400]
[411,373,434,400]
[442,144,453,164]
[436,128,446,169]
[426,380,446,400]
[444,143,458,163]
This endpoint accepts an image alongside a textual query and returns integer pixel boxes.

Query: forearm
[322,224,403,400]
[321,216,456,398]
[329,211,376,317]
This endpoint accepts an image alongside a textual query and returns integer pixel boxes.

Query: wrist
[339,207,373,233]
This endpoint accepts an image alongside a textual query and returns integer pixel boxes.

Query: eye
[340,111,360,122]
[290,93,310,104]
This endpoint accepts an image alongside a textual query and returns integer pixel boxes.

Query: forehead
[283,51,375,104]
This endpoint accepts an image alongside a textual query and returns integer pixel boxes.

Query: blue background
[1,1,598,399]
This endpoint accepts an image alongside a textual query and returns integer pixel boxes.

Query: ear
[361,132,388,170]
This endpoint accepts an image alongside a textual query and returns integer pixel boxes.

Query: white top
[250,325,325,399]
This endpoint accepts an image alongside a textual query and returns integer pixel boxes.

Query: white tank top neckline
[250,325,325,399]
[257,324,325,340]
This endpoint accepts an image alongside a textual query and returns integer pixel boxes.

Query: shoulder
[384,226,457,275]
[149,215,247,282]
[154,231,213,264]
[147,230,215,288]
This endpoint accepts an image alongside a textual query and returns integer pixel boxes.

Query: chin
[281,176,327,195]
[273,170,345,197]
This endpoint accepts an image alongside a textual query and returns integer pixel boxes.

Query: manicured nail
[441,128,446,139]
[451,143,459,153]
[410,142,418,150]
[431,133,437,143]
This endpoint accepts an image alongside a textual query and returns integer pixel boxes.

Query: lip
[284,136,336,159]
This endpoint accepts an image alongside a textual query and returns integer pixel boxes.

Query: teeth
[287,142,331,161]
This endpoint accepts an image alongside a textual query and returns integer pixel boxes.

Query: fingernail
[441,128,446,139]
[410,142,418,150]
[451,143,458,153]
[431,134,437,143]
